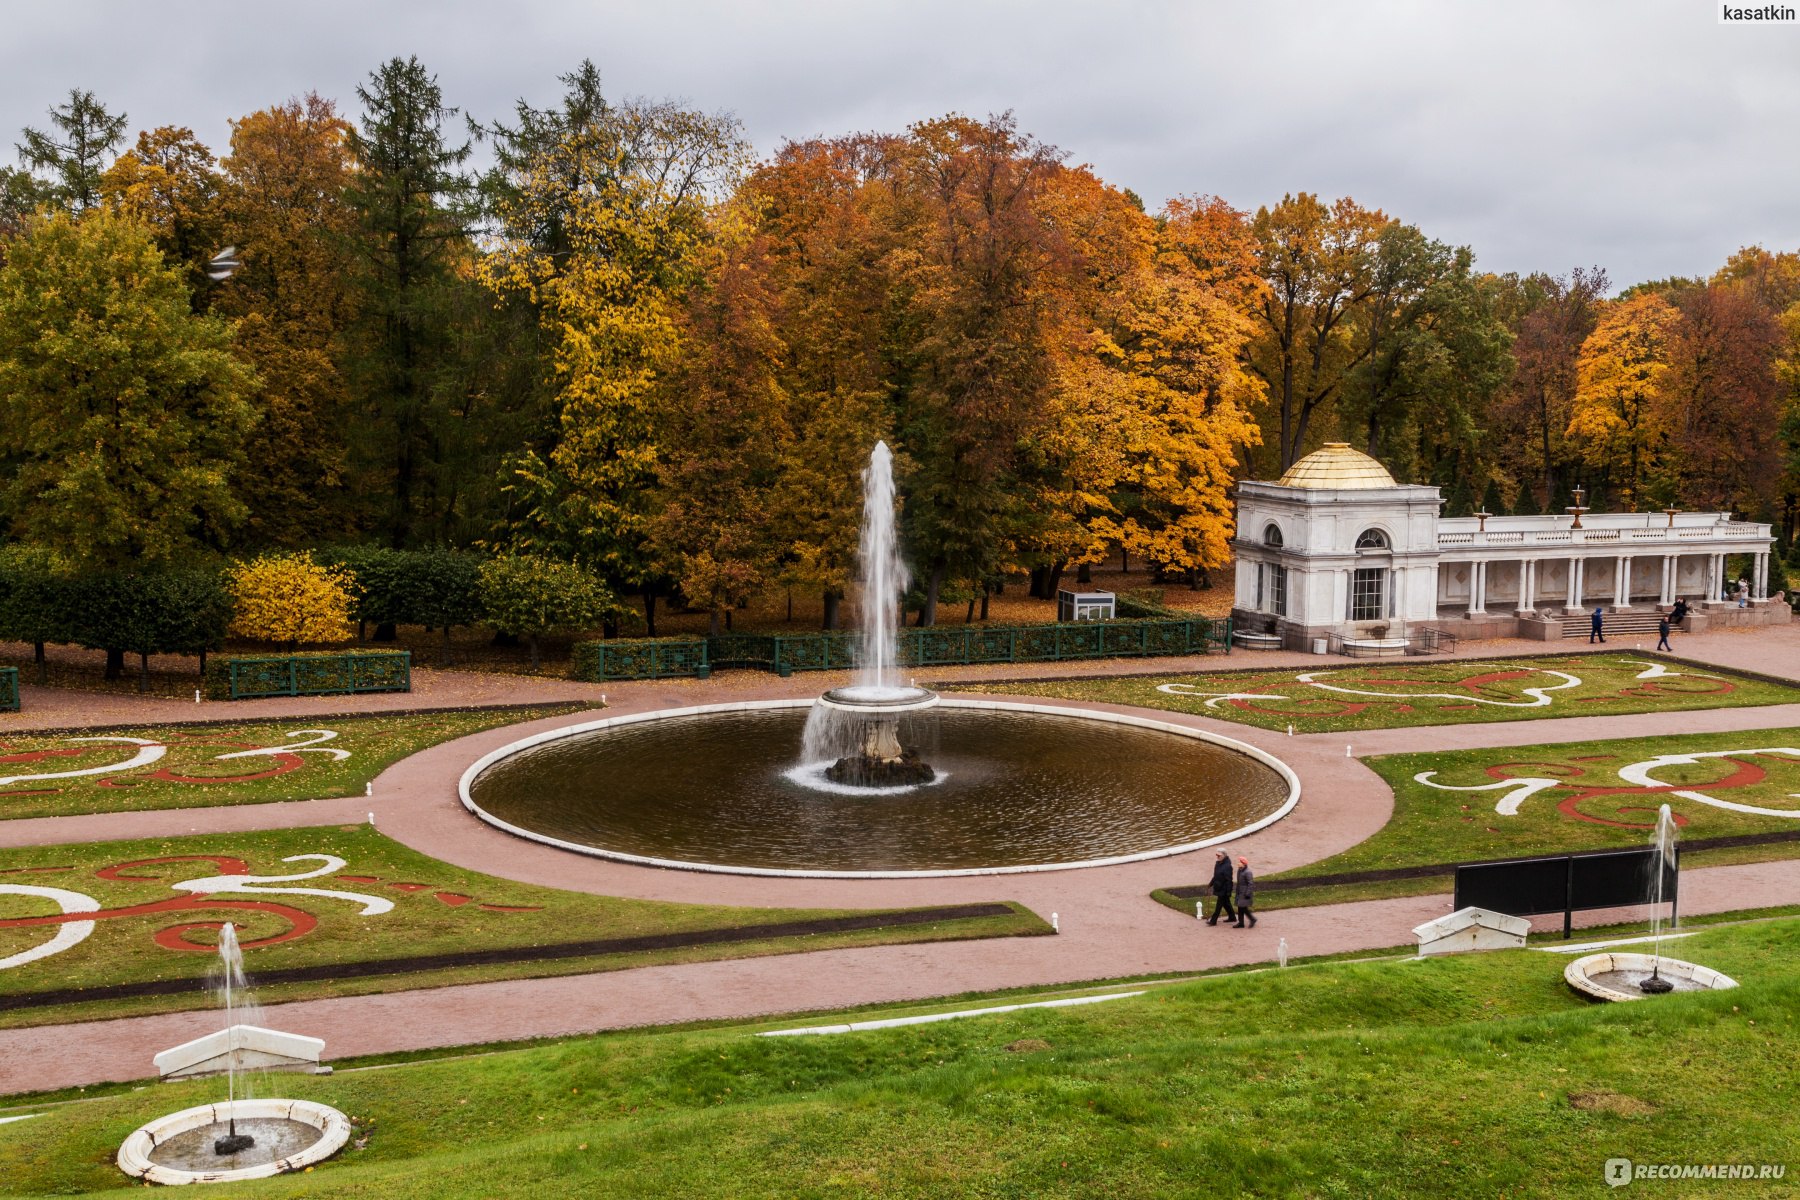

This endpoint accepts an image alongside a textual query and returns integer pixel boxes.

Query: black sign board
[1453,846,1678,938]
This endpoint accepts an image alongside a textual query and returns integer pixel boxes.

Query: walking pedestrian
[1233,856,1257,928]
[1589,606,1606,644]
[1205,850,1236,925]
[1656,614,1671,652]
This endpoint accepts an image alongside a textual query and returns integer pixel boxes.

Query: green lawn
[972,653,1800,732]
[0,826,1045,1028]
[3,919,1795,1197]
[0,706,591,821]
[1159,726,1800,914]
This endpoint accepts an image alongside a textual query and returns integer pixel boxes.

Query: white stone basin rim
[117,1098,350,1186]
[1564,952,1740,1003]
[459,697,1303,879]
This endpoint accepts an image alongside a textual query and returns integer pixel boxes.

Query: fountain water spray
[799,443,940,788]
[1640,804,1679,994]
[213,924,255,1155]
[1278,938,1289,968]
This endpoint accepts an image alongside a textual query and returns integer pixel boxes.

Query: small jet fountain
[800,441,940,788]
[1563,804,1741,1002]
[118,923,351,1185]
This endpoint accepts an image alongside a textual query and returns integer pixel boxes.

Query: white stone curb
[756,991,1146,1036]
[458,698,1302,878]
[117,1098,350,1186]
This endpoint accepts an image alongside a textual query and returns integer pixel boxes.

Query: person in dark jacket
[1589,606,1606,644]
[1670,598,1689,626]
[1206,850,1236,925]
[1656,615,1672,652]
[1233,856,1257,928]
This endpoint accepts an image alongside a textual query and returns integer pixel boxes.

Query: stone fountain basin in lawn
[118,1098,350,1186]
[1564,952,1739,1003]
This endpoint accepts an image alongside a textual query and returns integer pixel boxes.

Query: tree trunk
[33,642,45,686]
[785,590,793,623]
[1077,562,1092,584]
[979,586,990,621]
[358,619,367,642]
[104,648,124,681]
[138,652,150,693]
[822,590,841,631]
[919,565,944,628]
[491,630,520,647]
[1121,549,1129,574]
[1028,566,1049,599]
[642,590,658,638]
[198,648,207,676]
[709,609,722,637]
[528,634,541,672]
[440,624,453,668]
[373,622,397,642]
[602,617,619,639]
[725,609,733,632]
[965,597,976,623]
[1045,561,1067,597]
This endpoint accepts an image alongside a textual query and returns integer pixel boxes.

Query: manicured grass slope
[973,654,1800,732]
[0,706,592,821]
[2,920,1794,1198]
[0,827,1044,1027]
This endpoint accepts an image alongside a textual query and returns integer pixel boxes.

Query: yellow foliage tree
[1567,292,1681,507]
[228,554,355,647]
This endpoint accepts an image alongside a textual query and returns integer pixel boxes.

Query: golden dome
[1275,443,1398,490]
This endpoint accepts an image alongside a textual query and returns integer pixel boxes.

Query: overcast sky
[4,1,1795,286]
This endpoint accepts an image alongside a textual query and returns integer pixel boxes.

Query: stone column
[1569,557,1584,612]
[1757,552,1769,600]
[1660,555,1675,605]
[1469,562,1487,615]
[1519,560,1536,613]
[1614,555,1630,608]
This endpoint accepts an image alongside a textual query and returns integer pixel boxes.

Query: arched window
[1263,523,1283,547]
[1355,528,1390,550]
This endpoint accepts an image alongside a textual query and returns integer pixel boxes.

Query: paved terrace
[4,624,1800,1093]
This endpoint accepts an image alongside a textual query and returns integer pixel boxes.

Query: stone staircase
[1557,609,1669,640]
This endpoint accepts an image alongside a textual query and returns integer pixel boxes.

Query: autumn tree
[478,63,748,623]
[228,553,355,646]
[15,88,127,214]
[737,137,897,628]
[1661,283,1781,512]
[216,94,361,546]
[0,209,258,575]
[478,554,614,669]
[1245,193,1390,472]
[1488,267,1609,508]
[1567,292,1681,507]
[100,126,223,301]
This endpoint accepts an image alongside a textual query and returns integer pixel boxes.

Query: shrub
[479,555,614,670]
[228,553,355,647]
[71,568,233,686]
[0,545,77,677]
[319,546,485,656]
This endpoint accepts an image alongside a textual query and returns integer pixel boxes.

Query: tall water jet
[213,924,255,1155]
[800,442,940,789]
[1639,803,1679,994]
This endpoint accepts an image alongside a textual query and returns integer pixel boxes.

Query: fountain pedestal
[811,687,940,788]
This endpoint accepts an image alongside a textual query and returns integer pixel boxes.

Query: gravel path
[3,623,1799,1092]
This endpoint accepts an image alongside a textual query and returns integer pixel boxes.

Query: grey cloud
[1,0,1794,285]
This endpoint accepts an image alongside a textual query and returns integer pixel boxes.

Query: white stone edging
[458,698,1302,879]
[757,990,1146,1036]
[117,1098,350,1186]
[1563,952,1739,1003]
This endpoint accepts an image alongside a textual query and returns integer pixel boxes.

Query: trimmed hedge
[573,616,1231,682]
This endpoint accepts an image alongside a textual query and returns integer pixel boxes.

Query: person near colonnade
[1589,606,1606,644]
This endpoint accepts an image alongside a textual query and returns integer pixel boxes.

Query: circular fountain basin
[817,685,940,713]
[118,1098,350,1185]
[1564,952,1739,1003]
[461,699,1299,877]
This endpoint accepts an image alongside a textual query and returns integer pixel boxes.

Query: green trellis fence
[211,651,412,700]
[574,616,1231,683]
